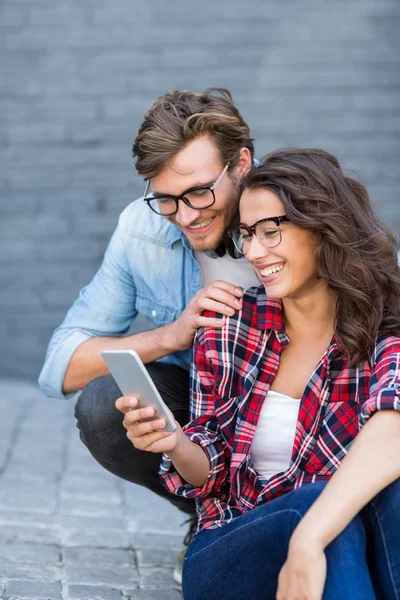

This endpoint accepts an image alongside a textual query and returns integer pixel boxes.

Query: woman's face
[239,188,321,301]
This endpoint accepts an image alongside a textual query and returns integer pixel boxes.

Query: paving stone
[0,524,60,546]
[0,479,58,514]
[125,591,181,600]
[138,568,179,590]
[132,533,181,551]
[62,547,139,587]
[136,547,176,568]
[4,580,62,600]
[0,542,62,581]
[67,585,122,600]
[63,528,130,549]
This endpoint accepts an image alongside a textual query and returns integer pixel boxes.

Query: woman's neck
[282,283,337,341]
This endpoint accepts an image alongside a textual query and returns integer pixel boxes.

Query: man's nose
[174,201,202,227]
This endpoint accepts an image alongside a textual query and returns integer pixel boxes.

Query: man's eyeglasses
[228,215,290,255]
[143,163,230,216]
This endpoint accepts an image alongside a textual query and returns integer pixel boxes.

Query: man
[38,88,260,583]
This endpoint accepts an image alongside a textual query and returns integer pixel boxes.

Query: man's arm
[63,279,244,394]
[62,324,177,394]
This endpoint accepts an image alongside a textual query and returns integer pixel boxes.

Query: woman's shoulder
[368,331,400,365]
[196,285,281,347]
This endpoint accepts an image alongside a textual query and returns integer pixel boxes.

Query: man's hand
[276,532,327,600]
[171,280,244,351]
[115,395,182,454]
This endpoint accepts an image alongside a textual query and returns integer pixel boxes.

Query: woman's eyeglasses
[228,215,290,255]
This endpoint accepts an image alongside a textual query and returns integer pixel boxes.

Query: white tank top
[194,250,260,289]
[250,390,301,480]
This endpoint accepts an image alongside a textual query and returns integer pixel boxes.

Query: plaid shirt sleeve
[159,328,229,499]
[360,334,400,426]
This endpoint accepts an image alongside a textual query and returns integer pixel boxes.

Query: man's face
[149,135,247,252]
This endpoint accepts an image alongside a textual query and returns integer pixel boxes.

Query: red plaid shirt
[160,286,400,531]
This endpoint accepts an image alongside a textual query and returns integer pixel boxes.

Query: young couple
[39,89,400,599]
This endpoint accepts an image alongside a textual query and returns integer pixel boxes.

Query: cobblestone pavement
[0,379,184,600]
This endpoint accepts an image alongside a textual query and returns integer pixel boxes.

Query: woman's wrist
[165,426,188,459]
[290,515,329,552]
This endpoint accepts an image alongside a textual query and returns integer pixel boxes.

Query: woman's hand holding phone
[115,395,182,454]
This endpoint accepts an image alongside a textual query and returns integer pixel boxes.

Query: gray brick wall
[1,0,399,381]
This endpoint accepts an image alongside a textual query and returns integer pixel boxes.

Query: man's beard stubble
[167,173,242,253]
[200,173,241,252]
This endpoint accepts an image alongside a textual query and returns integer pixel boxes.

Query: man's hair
[243,148,400,365]
[132,88,254,179]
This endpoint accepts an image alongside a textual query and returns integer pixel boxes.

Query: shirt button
[151,309,157,317]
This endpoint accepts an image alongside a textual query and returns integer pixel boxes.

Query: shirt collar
[255,288,345,359]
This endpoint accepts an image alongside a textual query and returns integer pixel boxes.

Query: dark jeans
[74,363,196,515]
[183,479,400,600]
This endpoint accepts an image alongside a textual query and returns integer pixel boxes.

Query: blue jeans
[182,479,400,600]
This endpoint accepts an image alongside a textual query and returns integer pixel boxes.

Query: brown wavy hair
[132,88,254,179]
[243,148,400,365]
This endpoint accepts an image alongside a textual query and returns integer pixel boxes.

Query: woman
[118,148,400,599]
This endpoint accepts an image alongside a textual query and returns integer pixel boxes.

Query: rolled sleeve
[360,334,400,426]
[38,207,137,400]
[159,328,229,499]
[159,427,228,499]
[38,328,97,399]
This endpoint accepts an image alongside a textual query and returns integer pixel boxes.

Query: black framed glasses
[143,163,230,216]
[228,215,290,255]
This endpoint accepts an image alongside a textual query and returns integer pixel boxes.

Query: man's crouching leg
[74,362,196,516]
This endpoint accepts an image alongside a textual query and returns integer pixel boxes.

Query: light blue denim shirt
[39,199,203,399]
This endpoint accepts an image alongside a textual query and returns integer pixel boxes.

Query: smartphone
[101,350,177,433]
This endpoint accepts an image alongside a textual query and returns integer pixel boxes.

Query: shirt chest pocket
[214,394,241,451]
[136,295,179,327]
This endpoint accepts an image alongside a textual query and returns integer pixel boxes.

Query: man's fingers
[205,280,244,297]
[194,316,225,328]
[199,287,243,310]
[197,297,237,316]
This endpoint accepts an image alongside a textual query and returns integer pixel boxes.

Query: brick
[64,528,130,549]
[63,547,139,587]
[0,542,61,581]
[136,547,176,568]
[139,568,178,590]
[125,591,181,600]
[0,523,60,545]
[67,585,122,600]
[0,479,58,513]
[5,580,62,600]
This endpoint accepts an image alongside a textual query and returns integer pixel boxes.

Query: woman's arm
[277,336,400,599]
[292,409,400,549]
[277,410,400,600]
